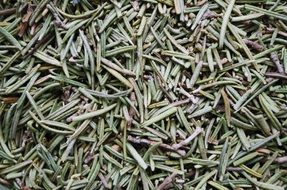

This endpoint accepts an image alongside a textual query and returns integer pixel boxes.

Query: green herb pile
[0,0,287,189]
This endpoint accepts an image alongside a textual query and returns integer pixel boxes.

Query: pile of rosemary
[0,0,287,189]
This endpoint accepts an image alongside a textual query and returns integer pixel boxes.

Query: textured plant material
[0,0,287,189]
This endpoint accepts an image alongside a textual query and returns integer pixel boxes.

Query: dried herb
[0,0,287,189]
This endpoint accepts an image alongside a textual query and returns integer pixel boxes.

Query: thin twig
[243,39,264,51]
[98,173,110,189]
[0,8,16,16]
[270,52,284,74]
[157,172,177,190]
[275,156,287,164]
[127,135,186,156]
[172,127,202,149]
